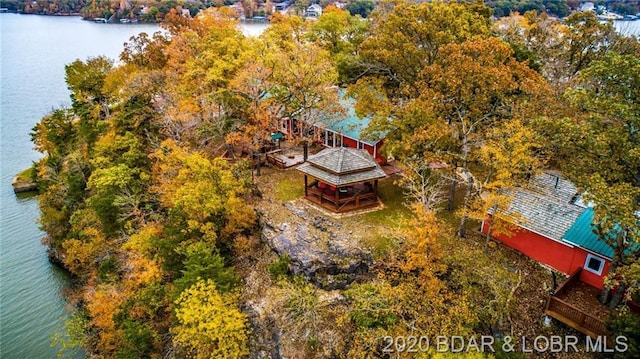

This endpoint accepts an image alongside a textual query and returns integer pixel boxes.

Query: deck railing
[553,267,582,297]
[545,268,609,338]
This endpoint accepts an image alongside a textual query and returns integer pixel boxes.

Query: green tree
[344,0,374,18]
[608,312,640,359]
[174,241,239,295]
[539,52,640,307]
[65,56,113,121]
[308,6,370,84]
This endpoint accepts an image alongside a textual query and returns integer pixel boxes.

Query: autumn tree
[357,0,492,97]
[260,14,343,145]
[161,8,249,153]
[361,34,549,237]
[151,139,255,273]
[474,118,548,248]
[225,39,279,153]
[120,31,170,70]
[348,1,553,237]
[538,52,640,307]
[308,6,370,84]
[172,279,249,359]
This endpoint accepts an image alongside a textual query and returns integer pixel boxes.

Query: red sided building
[481,172,612,289]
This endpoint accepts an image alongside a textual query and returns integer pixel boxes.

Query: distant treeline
[0,0,85,15]
[0,0,208,21]
[2,0,639,21]
[486,0,640,18]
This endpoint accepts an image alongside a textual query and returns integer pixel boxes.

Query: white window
[584,254,605,275]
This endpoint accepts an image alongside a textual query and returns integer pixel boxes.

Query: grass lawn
[361,175,412,225]
[343,176,413,258]
[270,169,304,201]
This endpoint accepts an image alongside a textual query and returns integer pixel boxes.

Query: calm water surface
[0,14,154,359]
[0,14,267,358]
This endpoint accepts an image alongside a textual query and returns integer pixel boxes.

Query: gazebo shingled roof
[297,147,386,186]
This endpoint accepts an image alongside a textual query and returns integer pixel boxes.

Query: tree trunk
[599,286,611,305]
[484,206,496,252]
[457,178,474,238]
[458,215,467,238]
[608,283,627,309]
[599,230,625,305]
[447,177,456,211]
[484,223,492,249]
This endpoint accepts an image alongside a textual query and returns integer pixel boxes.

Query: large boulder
[260,203,372,290]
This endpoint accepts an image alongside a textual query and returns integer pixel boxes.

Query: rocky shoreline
[12,169,37,193]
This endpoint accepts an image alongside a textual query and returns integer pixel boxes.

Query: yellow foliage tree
[172,279,249,359]
[85,285,125,354]
[400,204,447,290]
[152,139,255,244]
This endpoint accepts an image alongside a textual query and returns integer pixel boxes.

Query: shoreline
[11,167,37,193]
[1,10,271,24]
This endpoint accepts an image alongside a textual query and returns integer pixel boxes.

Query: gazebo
[297,147,386,213]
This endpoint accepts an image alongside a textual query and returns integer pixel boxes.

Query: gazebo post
[304,175,308,197]
[374,180,378,202]
[335,185,339,211]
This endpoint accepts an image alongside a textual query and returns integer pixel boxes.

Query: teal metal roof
[562,208,614,259]
[317,92,386,145]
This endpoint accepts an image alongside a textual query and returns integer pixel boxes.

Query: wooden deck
[545,268,610,339]
[266,149,305,169]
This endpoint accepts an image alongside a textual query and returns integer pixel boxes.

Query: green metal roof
[562,208,614,259]
[329,98,383,145]
[315,91,386,145]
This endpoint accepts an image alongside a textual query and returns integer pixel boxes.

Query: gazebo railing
[305,186,377,212]
[337,188,375,211]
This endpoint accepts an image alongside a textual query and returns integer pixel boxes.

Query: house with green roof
[560,207,613,289]
[277,91,387,164]
[313,96,387,164]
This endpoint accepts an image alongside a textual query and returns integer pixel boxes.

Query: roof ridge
[337,147,345,172]
[525,186,582,209]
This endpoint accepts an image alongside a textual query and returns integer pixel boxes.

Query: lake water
[613,19,640,37]
[0,13,267,358]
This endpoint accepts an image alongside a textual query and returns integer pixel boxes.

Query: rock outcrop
[12,175,37,193]
[260,202,372,290]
